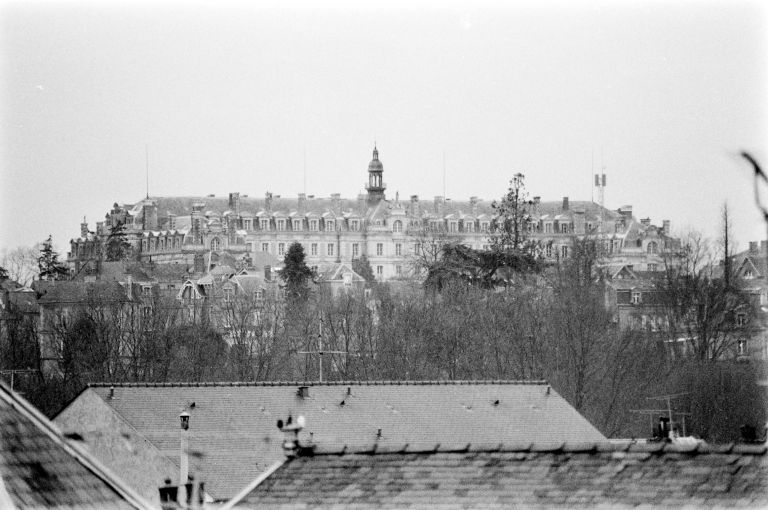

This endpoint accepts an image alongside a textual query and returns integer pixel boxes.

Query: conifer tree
[106,218,132,261]
[352,255,376,283]
[37,235,68,281]
[280,242,314,301]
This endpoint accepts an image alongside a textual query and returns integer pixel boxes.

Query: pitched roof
[0,381,150,509]
[226,441,768,509]
[54,381,604,501]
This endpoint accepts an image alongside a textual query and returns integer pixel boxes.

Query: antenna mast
[145,145,150,199]
[443,150,446,199]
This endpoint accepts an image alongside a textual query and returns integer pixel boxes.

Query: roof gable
[0,382,150,509]
[56,381,604,500]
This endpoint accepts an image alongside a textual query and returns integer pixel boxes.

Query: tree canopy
[280,242,314,301]
[37,236,68,281]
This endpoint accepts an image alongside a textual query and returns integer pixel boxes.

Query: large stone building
[68,147,674,280]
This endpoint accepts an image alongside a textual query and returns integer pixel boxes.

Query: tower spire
[365,144,385,205]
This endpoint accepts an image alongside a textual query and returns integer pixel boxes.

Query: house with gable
[0,380,151,509]
[53,380,606,503]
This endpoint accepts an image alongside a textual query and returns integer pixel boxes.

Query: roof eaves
[0,382,153,509]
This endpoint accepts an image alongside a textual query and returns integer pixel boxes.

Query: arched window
[211,237,221,251]
[393,220,402,233]
[647,241,658,254]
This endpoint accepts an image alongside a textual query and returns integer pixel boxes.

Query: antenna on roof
[303,146,307,195]
[145,144,150,199]
[443,150,447,199]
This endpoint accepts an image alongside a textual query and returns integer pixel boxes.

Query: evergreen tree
[0,266,8,281]
[280,242,314,301]
[352,255,376,283]
[37,235,68,281]
[106,218,132,261]
[490,173,534,254]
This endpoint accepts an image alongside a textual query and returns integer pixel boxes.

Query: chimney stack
[298,193,307,215]
[265,192,273,213]
[562,197,569,211]
[331,193,341,215]
[470,196,478,217]
[277,414,306,458]
[410,195,420,218]
[662,220,670,235]
[434,196,444,216]
[749,241,758,254]
[761,240,767,253]
[641,218,651,226]
[228,192,241,215]
[80,218,89,238]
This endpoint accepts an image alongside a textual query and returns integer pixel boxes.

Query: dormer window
[244,219,252,231]
[448,221,458,233]
[276,219,286,231]
[392,220,403,233]
[349,219,359,231]
[545,223,552,234]
[292,219,302,231]
[560,223,569,234]
[465,221,474,233]
[647,241,658,254]
[480,221,490,233]
[260,219,270,231]
[326,220,335,232]
[743,269,755,279]
[631,290,642,304]
[211,237,220,251]
[309,219,319,231]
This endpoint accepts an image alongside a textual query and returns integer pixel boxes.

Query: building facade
[68,147,675,280]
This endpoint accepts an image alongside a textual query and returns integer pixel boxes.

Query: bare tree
[1,246,39,286]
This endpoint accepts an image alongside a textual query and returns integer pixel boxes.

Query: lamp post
[179,411,190,506]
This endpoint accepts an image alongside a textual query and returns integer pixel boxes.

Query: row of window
[141,236,184,253]
[255,241,406,258]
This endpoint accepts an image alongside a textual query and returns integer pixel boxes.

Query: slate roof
[0,381,150,509]
[227,441,768,509]
[142,195,629,224]
[54,381,605,501]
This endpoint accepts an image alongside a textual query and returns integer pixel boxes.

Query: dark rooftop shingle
[228,442,768,509]
[55,381,605,501]
[0,382,150,509]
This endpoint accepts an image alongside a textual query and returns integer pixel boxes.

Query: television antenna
[298,317,351,382]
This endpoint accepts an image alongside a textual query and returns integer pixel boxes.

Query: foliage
[280,242,314,301]
[490,173,535,254]
[37,236,68,281]
[352,255,376,283]
[424,243,541,289]
[0,266,8,281]
[105,218,132,261]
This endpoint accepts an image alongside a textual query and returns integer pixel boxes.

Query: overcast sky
[1,1,766,256]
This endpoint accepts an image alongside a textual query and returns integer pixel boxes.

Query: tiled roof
[54,381,604,501]
[228,441,768,509]
[145,195,627,223]
[36,281,133,306]
[0,381,150,509]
